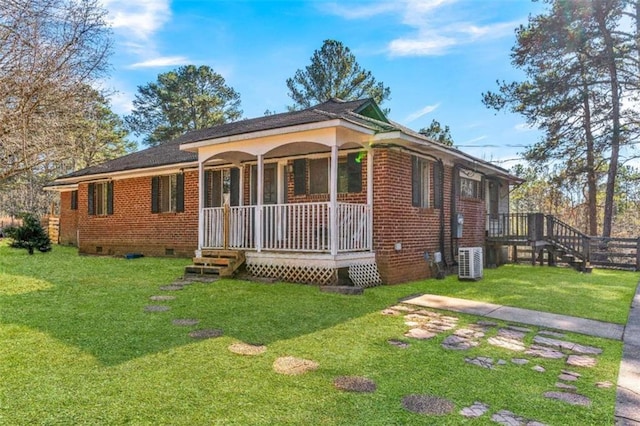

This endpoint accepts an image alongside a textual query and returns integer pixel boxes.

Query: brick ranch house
[47,98,519,285]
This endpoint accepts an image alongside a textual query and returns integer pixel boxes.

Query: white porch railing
[202,202,371,253]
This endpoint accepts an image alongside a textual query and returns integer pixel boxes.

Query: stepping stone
[442,334,478,350]
[543,391,591,406]
[533,336,603,355]
[561,369,581,378]
[497,328,527,340]
[596,381,613,388]
[532,365,546,373]
[172,318,199,326]
[459,401,489,418]
[333,376,377,393]
[558,373,579,382]
[556,382,577,391]
[506,325,532,333]
[491,409,546,426]
[405,313,430,322]
[497,359,507,365]
[405,328,436,339]
[144,305,170,312]
[388,339,410,349]
[159,285,184,291]
[150,295,176,301]
[566,355,597,368]
[273,356,319,375]
[476,320,498,327]
[454,328,485,339]
[538,330,566,338]
[487,336,526,352]
[511,358,529,365]
[405,321,420,327]
[188,328,223,339]
[390,305,415,312]
[465,356,494,369]
[401,394,455,415]
[524,345,564,359]
[381,309,400,316]
[228,342,267,356]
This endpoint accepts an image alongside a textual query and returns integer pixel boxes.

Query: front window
[460,177,482,199]
[158,174,177,213]
[412,156,430,208]
[88,182,113,216]
[309,158,329,194]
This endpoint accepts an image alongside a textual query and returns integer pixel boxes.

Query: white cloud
[322,1,400,19]
[101,0,171,40]
[323,0,523,57]
[404,103,440,123]
[109,91,135,115]
[129,56,191,69]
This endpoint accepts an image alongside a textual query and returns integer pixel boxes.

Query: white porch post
[330,145,338,255]
[196,159,205,257]
[367,149,374,251]
[256,154,264,252]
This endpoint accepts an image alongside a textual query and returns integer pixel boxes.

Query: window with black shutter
[293,159,306,195]
[88,182,113,215]
[151,174,184,213]
[411,156,430,208]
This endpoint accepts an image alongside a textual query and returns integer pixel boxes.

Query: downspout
[437,159,446,267]
[451,164,461,266]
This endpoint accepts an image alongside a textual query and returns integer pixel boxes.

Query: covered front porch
[182,121,381,286]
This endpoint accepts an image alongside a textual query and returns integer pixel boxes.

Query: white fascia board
[43,184,79,192]
[52,161,198,186]
[180,119,376,152]
[373,132,514,179]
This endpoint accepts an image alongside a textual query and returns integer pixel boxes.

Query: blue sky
[100,0,545,168]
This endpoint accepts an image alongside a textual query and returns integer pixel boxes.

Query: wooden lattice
[247,263,337,285]
[348,263,382,288]
[247,259,382,287]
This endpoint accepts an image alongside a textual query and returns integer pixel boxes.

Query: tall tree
[419,119,454,146]
[0,0,112,183]
[125,65,242,146]
[483,0,632,237]
[286,39,391,110]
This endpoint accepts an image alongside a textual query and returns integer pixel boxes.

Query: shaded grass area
[0,242,635,424]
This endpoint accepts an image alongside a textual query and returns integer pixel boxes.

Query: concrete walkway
[402,284,640,425]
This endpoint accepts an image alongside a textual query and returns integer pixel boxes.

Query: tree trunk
[580,60,598,236]
[595,0,622,238]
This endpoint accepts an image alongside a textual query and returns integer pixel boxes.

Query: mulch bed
[228,342,267,356]
[333,376,377,393]
[401,394,455,415]
[272,356,319,375]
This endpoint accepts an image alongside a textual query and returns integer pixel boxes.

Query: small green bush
[3,213,51,255]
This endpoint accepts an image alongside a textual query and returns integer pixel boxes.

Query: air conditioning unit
[458,247,483,280]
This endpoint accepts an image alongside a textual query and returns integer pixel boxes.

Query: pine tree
[4,213,51,255]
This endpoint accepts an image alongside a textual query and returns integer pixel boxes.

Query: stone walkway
[143,274,640,425]
[403,286,640,426]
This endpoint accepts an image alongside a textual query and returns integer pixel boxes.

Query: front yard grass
[0,242,637,424]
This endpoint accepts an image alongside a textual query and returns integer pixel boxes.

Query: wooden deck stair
[185,250,245,277]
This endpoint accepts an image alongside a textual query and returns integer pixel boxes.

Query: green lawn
[0,242,637,425]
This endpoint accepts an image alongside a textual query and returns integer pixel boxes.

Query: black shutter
[212,170,222,207]
[106,181,114,215]
[176,173,184,212]
[411,156,420,207]
[230,168,240,206]
[70,190,78,210]
[88,183,95,215]
[151,176,159,213]
[433,161,443,209]
[293,159,306,195]
[204,170,211,208]
[347,152,362,193]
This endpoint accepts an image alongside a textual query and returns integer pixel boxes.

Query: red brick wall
[59,191,78,246]
[75,171,199,257]
[372,149,454,284]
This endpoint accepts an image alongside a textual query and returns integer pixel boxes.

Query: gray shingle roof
[56,98,379,180]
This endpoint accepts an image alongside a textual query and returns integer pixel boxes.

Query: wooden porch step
[185,250,245,277]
